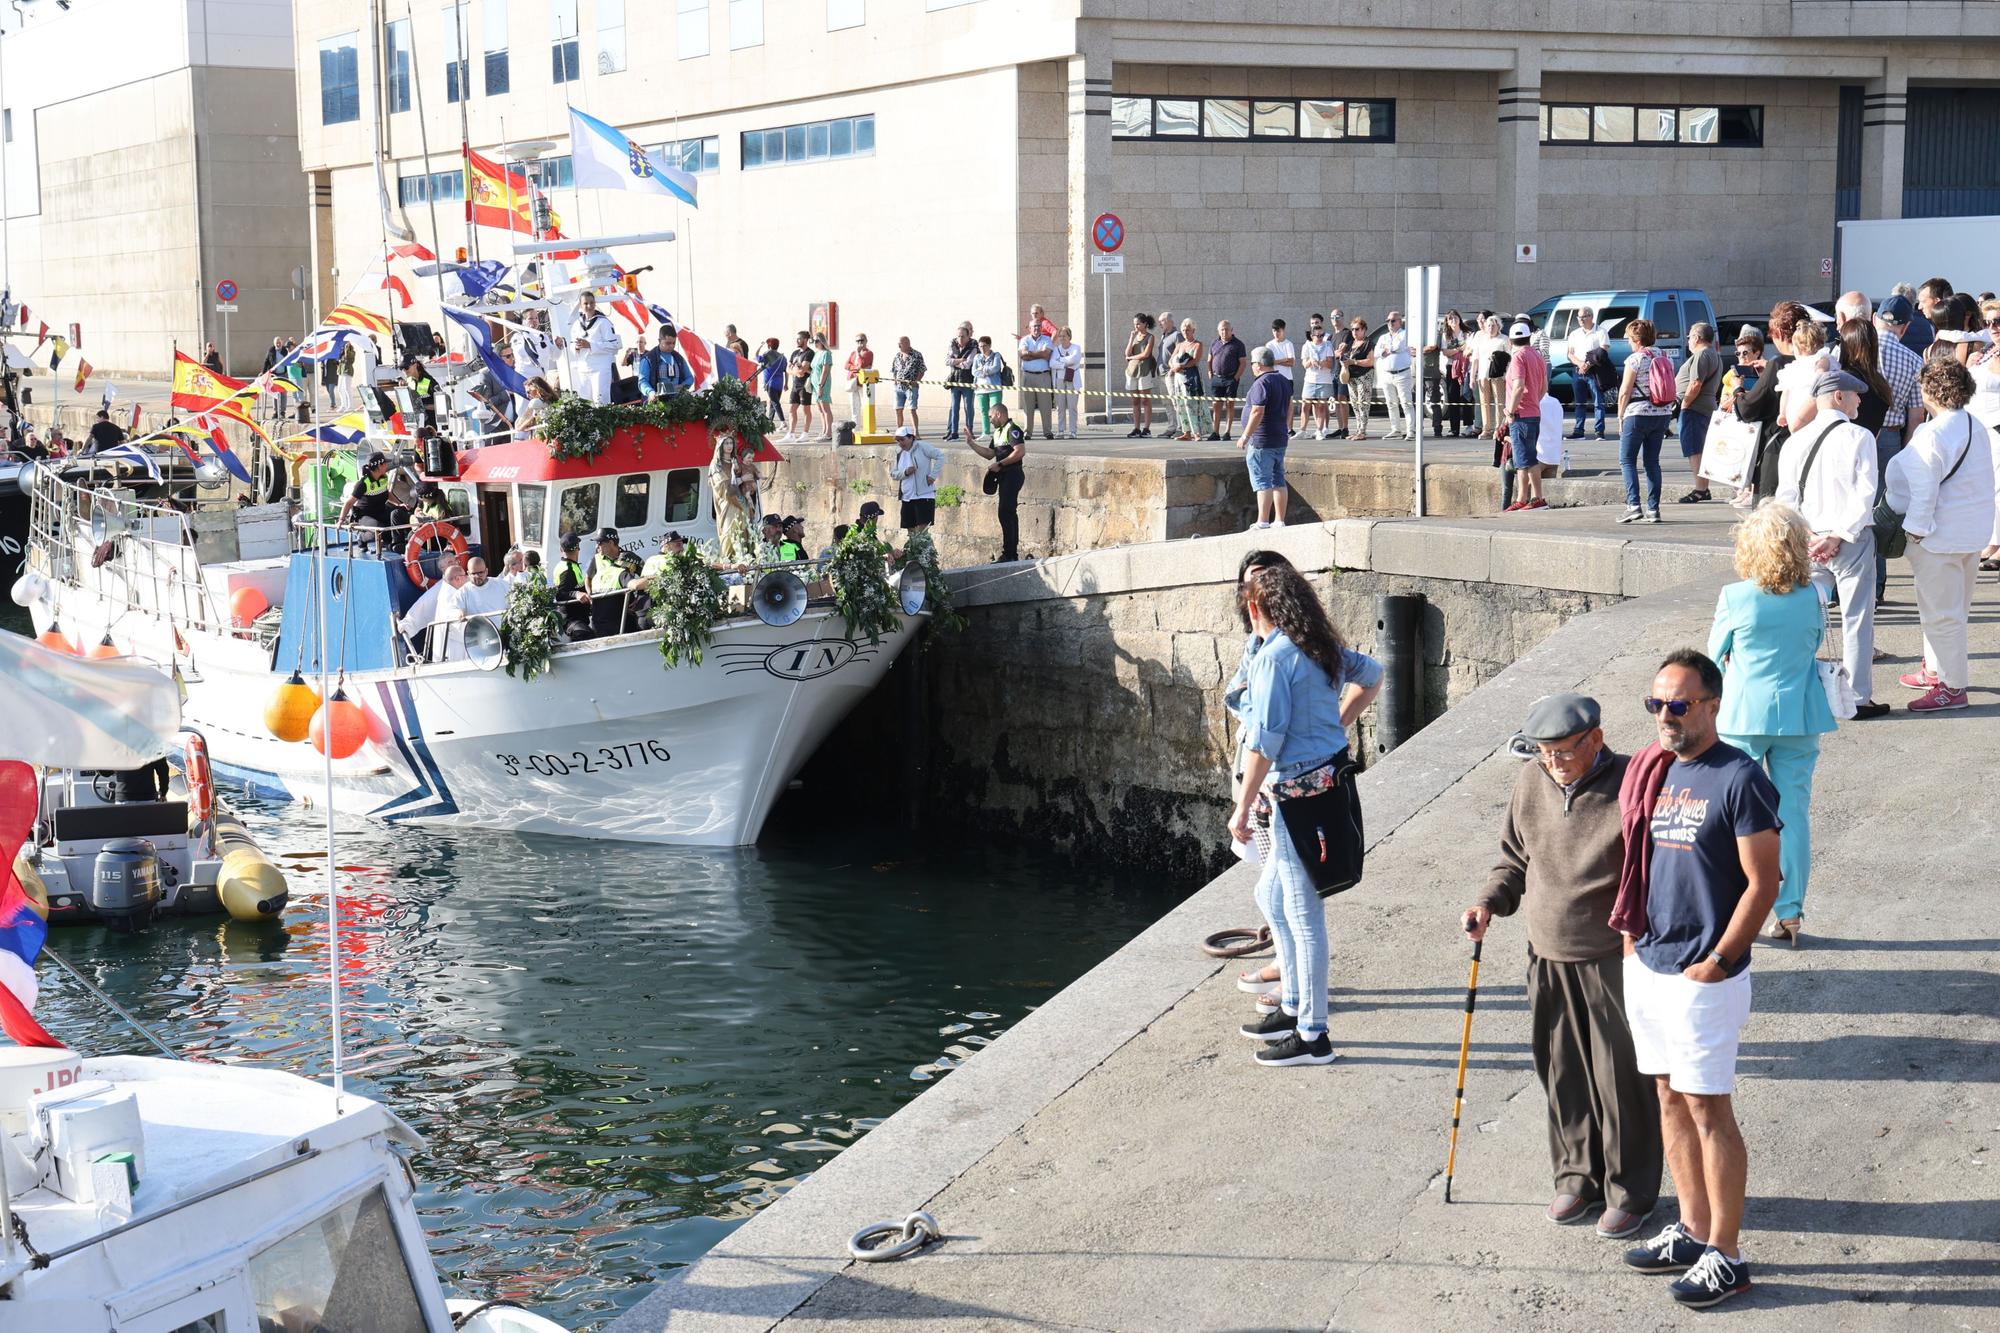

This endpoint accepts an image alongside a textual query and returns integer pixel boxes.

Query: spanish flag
[465,146,535,234]
[171,349,248,413]
[324,304,392,337]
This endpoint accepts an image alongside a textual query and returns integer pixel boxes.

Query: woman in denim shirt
[1225,549,1289,998]
[1229,565,1383,1066]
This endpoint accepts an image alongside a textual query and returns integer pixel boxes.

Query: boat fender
[181,731,214,824]
[405,519,470,589]
[212,811,288,921]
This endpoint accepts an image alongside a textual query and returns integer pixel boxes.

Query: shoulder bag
[1254,752,1366,896]
[1815,590,1858,720]
[1872,417,1974,560]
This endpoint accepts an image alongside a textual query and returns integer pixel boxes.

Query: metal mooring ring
[1200,926,1273,958]
[848,1210,941,1262]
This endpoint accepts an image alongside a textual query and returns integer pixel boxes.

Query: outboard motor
[92,838,160,933]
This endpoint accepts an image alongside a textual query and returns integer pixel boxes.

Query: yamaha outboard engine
[92,838,160,933]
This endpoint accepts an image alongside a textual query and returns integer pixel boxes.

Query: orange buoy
[308,688,369,759]
[229,586,271,628]
[35,622,76,655]
[86,634,121,659]
[264,671,321,743]
[356,695,393,746]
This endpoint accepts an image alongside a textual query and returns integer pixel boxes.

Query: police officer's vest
[589,554,626,594]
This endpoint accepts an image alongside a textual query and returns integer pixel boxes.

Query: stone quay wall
[898,518,1731,885]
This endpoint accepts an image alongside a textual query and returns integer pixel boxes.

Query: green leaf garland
[501,569,561,681]
[826,523,901,645]
[538,376,772,463]
[649,546,730,669]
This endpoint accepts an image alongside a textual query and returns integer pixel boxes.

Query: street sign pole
[1405,263,1442,518]
[1091,213,1125,428]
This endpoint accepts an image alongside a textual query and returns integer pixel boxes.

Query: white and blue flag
[568,107,698,208]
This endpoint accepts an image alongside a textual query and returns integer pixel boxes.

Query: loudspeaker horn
[892,564,928,615]
[463,616,506,671]
[752,569,808,627]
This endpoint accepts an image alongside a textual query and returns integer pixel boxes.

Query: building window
[442,3,469,103]
[2,109,11,144]
[483,1,509,95]
[597,0,625,73]
[728,0,761,48]
[384,19,413,113]
[551,0,580,83]
[1110,95,1394,143]
[398,169,470,204]
[526,155,573,189]
[1539,103,1763,148]
[741,114,873,170]
[827,0,863,29]
[652,136,721,175]
[319,33,360,125]
[678,0,708,58]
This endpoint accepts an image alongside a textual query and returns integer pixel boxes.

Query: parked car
[1524,288,1716,404]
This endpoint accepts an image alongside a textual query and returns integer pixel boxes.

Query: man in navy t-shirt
[1236,347,1294,530]
[1619,649,1780,1310]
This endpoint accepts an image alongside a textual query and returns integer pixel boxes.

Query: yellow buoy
[12,856,48,920]
[211,809,289,922]
[264,671,321,743]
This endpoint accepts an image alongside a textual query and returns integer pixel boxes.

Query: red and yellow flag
[465,146,534,234]
[170,349,248,413]
[324,304,393,337]
[72,360,91,393]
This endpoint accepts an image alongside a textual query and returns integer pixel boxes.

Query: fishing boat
[15,416,926,847]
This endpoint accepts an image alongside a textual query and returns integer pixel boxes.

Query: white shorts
[1623,953,1752,1095]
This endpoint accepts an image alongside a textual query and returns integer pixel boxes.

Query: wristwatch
[1706,949,1730,970]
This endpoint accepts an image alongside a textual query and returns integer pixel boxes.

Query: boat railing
[26,462,229,635]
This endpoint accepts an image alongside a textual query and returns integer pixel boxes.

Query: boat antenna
[40,945,180,1060]
[405,0,465,393]
[305,235,345,1117]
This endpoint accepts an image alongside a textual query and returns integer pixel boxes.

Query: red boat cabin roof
[457,422,783,484]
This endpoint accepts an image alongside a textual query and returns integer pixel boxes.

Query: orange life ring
[182,731,214,824]
[404,519,470,588]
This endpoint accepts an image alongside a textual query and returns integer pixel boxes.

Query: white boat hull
[37,574,920,846]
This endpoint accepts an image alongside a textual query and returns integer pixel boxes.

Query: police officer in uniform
[554,531,593,638]
[969,403,1028,562]
[336,452,410,549]
[586,526,639,636]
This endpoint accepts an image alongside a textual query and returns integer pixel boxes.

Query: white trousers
[1906,542,1979,689]
[576,362,615,405]
[1377,371,1412,435]
[1809,528,1877,703]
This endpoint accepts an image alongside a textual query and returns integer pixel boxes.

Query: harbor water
[32,781,1178,1330]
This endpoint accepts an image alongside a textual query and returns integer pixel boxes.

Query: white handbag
[1817,593,1858,720]
[1699,414,1759,489]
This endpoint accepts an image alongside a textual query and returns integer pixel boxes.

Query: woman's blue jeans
[1620,413,1669,509]
[1255,801,1330,1039]
[946,386,974,437]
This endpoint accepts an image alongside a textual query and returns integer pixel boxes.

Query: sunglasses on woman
[1643,696,1714,716]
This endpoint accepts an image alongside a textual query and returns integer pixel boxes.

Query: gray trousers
[1529,951,1662,1213]
[1810,527,1877,703]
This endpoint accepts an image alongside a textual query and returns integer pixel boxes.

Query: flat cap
[1811,368,1865,398]
[1521,692,1601,742]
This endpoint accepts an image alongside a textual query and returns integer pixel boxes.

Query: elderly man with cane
[1457,694,1661,1237]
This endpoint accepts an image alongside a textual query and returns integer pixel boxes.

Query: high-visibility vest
[589,554,626,594]
[360,473,389,497]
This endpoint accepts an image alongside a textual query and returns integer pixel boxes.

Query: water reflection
[37,791,1174,1329]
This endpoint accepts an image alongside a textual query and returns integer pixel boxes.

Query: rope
[10,1214,48,1270]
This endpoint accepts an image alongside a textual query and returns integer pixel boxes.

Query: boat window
[248,1187,425,1331]
[664,468,700,522]
[557,482,600,540]
[517,483,547,545]
[614,473,651,528]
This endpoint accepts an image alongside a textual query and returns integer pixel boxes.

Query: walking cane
[1442,936,1483,1203]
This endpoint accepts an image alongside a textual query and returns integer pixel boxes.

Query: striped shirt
[1878,332,1922,431]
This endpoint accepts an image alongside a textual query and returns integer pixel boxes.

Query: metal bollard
[1375,593,1423,756]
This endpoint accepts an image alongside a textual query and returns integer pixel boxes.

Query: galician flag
[568,107,698,207]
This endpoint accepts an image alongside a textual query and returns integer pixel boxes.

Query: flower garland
[826,522,901,645]
[649,545,729,668]
[539,376,772,463]
[501,569,561,681]
[897,528,965,636]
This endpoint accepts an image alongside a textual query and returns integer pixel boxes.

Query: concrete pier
[613,510,2000,1331]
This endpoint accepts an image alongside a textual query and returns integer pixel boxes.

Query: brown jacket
[1478,750,1629,962]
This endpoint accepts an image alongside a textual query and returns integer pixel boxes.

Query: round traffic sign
[215,279,238,302]
[1092,213,1124,253]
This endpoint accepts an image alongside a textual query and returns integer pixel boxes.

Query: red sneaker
[1525,498,1549,510]
[1908,683,1970,712]
[1899,668,1940,690]
[1502,500,1527,513]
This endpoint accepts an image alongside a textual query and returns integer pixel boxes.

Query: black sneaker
[1254,1031,1338,1066]
[1204,431,1221,441]
[1125,427,1143,438]
[1669,1248,1752,1307]
[1239,1009,1297,1042]
[1623,1221,1707,1273]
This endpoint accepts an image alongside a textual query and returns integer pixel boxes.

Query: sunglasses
[1643,696,1714,717]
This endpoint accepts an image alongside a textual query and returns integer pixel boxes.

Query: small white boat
[0,1047,564,1331]
[20,735,288,929]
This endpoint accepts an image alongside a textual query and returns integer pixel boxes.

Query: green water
[35,791,1177,1329]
